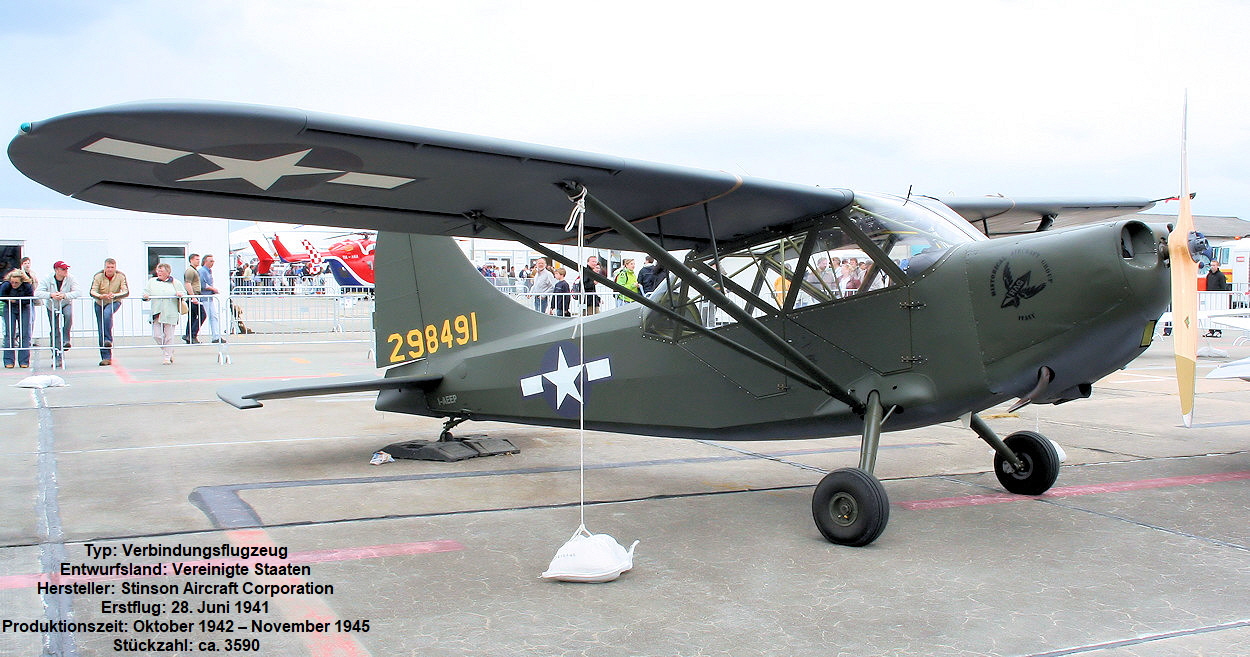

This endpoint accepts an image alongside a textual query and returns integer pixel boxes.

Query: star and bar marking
[520,344,612,414]
[80,136,414,191]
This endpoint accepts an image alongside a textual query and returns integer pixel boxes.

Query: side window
[147,245,187,278]
[0,243,23,276]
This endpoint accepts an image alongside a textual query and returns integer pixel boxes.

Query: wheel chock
[381,439,480,462]
[464,438,519,457]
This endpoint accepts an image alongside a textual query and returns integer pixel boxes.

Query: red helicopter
[249,232,375,287]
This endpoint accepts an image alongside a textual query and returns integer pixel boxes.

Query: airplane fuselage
[376,216,1169,441]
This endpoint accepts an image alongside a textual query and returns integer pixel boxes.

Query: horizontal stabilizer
[217,373,443,409]
[1206,356,1250,381]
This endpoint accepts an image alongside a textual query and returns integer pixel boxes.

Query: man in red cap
[34,260,82,367]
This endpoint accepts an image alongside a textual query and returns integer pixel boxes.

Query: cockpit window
[642,192,979,341]
[847,192,984,278]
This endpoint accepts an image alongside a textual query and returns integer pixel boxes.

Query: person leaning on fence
[198,254,225,344]
[550,267,571,317]
[1,269,34,368]
[34,260,82,367]
[144,263,185,365]
[614,258,640,303]
[581,256,602,316]
[184,253,206,343]
[528,258,555,313]
[89,258,129,367]
[20,257,40,346]
[1207,261,1229,292]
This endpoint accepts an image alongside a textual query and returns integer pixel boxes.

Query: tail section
[271,235,300,262]
[373,232,558,369]
[248,240,276,275]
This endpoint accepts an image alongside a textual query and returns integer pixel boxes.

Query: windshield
[844,192,984,277]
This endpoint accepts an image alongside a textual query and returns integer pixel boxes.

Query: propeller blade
[1167,99,1198,427]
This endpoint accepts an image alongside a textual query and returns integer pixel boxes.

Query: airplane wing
[939,196,1157,236]
[8,101,854,252]
[217,372,442,409]
[1209,314,1250,331]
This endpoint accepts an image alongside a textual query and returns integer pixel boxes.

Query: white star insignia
[542,349,585,408]
[178,149,339,190]
[519,346,612,411]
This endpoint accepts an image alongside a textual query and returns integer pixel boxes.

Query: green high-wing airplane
[8,102,1173,546]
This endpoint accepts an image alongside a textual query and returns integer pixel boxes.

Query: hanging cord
[565,186,587,232]
[564,185,590,529]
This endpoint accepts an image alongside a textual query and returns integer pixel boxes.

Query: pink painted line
[0,539,464,590]
[897,470,1250,510]
[110,361,137,384]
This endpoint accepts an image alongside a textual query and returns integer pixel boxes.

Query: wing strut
[563,183,866,415]
[468,211,828,393]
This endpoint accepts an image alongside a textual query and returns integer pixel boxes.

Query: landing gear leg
[439,416,468,442]
[969,414,1059,495]
[812,391,890,546]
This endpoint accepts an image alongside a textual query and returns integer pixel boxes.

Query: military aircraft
[7,101,1182,546]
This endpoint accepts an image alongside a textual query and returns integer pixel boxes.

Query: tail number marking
[386,312,478,363]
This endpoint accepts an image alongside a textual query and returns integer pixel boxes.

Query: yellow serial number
[386,312,479,363]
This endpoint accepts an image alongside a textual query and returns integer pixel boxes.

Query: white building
[0,208,230,338]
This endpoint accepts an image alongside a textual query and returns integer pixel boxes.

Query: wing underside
[9,101,854,252]
[940,195,1157,236]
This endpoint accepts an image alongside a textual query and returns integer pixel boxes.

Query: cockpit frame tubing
[568,183,866,415]
[834,203,911,284]
[469,210,829,394]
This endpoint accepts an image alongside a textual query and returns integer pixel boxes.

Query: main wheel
[812,468,890,546]
[994,431,1060,496]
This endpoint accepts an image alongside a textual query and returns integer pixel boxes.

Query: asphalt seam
[34,388,79,657]
[1023,618,1250,657]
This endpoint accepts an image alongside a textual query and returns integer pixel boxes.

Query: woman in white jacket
[142,264,185,364]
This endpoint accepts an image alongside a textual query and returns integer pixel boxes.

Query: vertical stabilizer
[248,240,276,275]
[271,235,299,262]
[373,232,559,369]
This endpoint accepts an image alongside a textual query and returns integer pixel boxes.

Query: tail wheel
[812,468,890,547]
[994,431,1060,495]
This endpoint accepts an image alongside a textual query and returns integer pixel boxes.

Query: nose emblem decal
[988,249,1054,315]
[999,262,1047,308]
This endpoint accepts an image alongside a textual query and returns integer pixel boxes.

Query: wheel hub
[1001,453,1034,480]
[829,492,859,527]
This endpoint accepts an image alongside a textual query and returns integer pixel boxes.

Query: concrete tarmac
[1,334,1248,656]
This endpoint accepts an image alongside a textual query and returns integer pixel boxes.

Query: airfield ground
[1,334,1247,656]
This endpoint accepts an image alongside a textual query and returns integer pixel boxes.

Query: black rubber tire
[812,467,890,546]
[994,431,1060,496]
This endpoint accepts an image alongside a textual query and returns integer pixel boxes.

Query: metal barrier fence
[0,293,376,369]
[228,274,530,297]
[8,284,1245,369]
[228,275,372,296]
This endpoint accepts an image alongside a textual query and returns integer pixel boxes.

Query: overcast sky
[2,0,1247,222]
